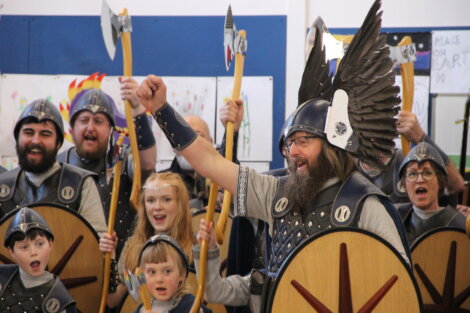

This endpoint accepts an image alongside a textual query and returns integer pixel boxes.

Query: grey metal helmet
[284,99,330,141]
[139,234,189,277]
[14,99,64,147]
[398,142,447,179]
[278,111,294,156]
[70,88,116,127]
[4,207,54,247]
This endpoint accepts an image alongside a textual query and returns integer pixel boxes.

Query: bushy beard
[16,143,58,173]
[284,150,336,214]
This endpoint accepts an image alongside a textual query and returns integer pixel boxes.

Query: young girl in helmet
[133,234,211,313]
[99,172,195,308]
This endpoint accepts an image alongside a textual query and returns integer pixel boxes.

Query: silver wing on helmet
[295,0,400,169]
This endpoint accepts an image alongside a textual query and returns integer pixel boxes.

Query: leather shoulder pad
[331,171,387,227]
[58,163,97,203]
[0,168,21,201]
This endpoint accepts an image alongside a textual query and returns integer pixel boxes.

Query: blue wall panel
[0,15,286,168]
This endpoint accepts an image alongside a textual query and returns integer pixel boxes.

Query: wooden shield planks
[267,229,421,313]
[411,228,470,312]
[0,205,103,313]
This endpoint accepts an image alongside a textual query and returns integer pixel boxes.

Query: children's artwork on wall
[215,76,273,162]
[431,30,470,94]
[394,75,430,149]
[151,77,217,164]
[0,74,218,169]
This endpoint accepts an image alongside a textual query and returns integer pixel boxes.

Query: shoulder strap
[0,168,21,201]
[331,171,386,227]
[57,163,96,203]
[42,277,76,313]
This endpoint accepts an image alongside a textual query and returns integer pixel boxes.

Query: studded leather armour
[269,172,386,273]
[0,164,95,217]
[58,147,136,259]
[396,203,467,245]
[0,265,75,313]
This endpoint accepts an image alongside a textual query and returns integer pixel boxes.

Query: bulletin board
[0,74,274,169]
[215,76,273,162]
[431,30,470,94]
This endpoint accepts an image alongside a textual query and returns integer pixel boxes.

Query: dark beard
[16,143,58,173]
[74,141,108,161]
[285,150,336,214]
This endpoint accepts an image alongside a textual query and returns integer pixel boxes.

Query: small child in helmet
[0,207,77,313]
[132,234,211,313]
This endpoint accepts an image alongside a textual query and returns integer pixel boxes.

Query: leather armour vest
[269,172,386,273]
[0,265,75,313]
[357,151,408,203]
[0,164,95,217]
[58,147,136,258]
[397,204,467,245]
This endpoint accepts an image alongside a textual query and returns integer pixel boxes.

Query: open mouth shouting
[83,133,98,145]
[30,260,41,272]
[290,156,309,173]
[26,145,45,161]
[152,213,167,226]
[155,286,167,296]
[415,186,428,199]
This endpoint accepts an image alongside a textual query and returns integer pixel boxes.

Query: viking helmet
[4,207,54,247]
[70,88,116,127]
[398,142,447,179]
[284,99,330,141]
[293,0,400,169]
[14,99,65,147]
[139,234,189,277]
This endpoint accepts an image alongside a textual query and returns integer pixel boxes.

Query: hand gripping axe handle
[190,6,247,313]
[101,0,141,211]
[397,36,415,156]
[99,134,125,313]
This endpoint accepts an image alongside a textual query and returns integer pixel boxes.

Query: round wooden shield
[267,228,422,313]
[411,228,470,312]
[118,209,232,313]
[0,204,103,313]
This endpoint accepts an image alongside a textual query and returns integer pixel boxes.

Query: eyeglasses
[285,135,316,150]
[405,169,435,182]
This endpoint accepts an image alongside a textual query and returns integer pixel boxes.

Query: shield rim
[265,227,423,312]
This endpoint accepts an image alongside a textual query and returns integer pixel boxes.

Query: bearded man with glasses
[396,142,466,245]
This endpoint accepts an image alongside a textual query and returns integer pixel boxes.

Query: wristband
[134,113,156,150]
[109,258,119,293]
[153,103,197,151]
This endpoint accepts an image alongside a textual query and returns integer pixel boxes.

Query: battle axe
[190,6,247,313]
[390,36,416,156]
[100,0,141,211]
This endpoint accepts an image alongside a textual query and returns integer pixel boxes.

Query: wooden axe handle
[398,36,414,156]
[190,183,219,313]
[98,136,124,313]
[120,9,141,211]
[216,30,246,245]
[134,267,153,310]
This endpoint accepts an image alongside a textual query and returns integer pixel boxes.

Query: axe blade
[100,0,119,60]
[124,269,141,302]
[224,5,235,71]
[306,17,344,61]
